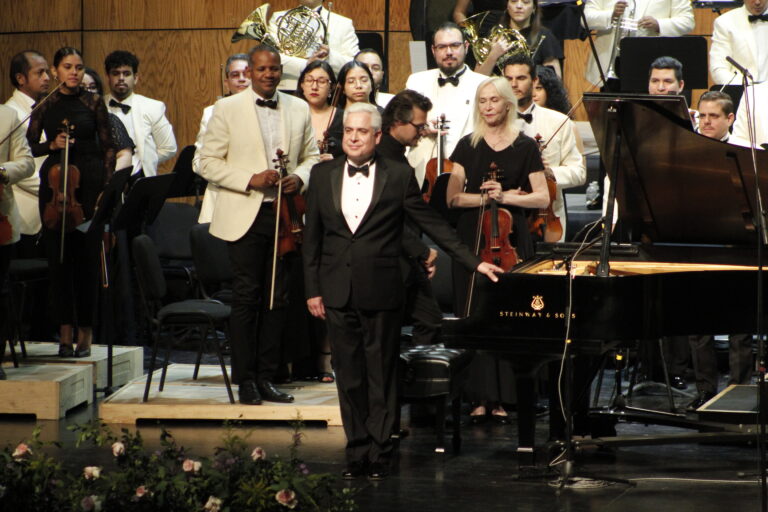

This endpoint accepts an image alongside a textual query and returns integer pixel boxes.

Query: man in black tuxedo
[303,102,501,480]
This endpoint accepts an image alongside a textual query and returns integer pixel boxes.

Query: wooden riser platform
[99,364,343,426]
[0,364,93,419]
[4,342,143,390]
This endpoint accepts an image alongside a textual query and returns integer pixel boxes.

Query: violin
[478,164,518,271]
[272,149,306,257]
[318,83,343,156]
[43,119,85,261]
[528,133,563,243]
[0,170,11,245]
[423,114,452,203]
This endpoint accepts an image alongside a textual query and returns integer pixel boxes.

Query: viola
[423,114,452,204]
[42,119,85,235]
[528,133,563,243]
[478,164,518,271]
[272,149,306,257]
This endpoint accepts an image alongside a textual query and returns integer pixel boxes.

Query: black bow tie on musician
[518,112,533,124]
[109,98,131,114]
[749,13,768,22]
[256,98,278,109]
[347,163,370,177]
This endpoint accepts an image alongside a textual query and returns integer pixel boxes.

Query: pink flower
[135,485,148,498]
[83,466,102,480]
[182,458,202,473]
[275,489,298,509]
[204,496,222,512]
[80,495,102,511]
[111,441,125,457]
[251,447,266,461]
[12,443,31,459]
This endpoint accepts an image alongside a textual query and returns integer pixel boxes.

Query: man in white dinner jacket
[710,0,768,86]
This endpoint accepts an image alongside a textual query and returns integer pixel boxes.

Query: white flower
[83,466,102,480]
[111,441,125,457]
[135,485,149,498]
[182,458,202,474]
[275,489,298,509]
[204,496,222,512]
[251,446,266,461]
[12,443,31,459]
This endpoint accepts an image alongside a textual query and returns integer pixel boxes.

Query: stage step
[697,384,758,424]
[4,342,143,390]
[99,364,343,426]
[0,364,93,419]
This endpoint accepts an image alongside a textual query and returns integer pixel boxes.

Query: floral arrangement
[0,420,356,512]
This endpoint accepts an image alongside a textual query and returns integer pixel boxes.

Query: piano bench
[397,344,473,453]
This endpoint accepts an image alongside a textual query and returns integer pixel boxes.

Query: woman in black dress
[474,0,563,77]
[27,47,115,357]
[295,60,343,162]
[446,76,548,422]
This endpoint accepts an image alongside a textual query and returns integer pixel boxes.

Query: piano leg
[514,372,538,468]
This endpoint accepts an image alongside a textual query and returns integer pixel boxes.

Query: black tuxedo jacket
[303,154,480,310]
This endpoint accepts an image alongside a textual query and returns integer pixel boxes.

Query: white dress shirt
[341,159,375,233]
[253,93,284,202]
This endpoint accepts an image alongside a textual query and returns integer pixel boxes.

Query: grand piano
[442,93,768,465]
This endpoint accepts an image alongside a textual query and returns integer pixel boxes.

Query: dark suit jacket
[303,153,480,310]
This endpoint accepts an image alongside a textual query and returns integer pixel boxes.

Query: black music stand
[112,174,176,234]
[618,36,708,105]
[87,167,133,394]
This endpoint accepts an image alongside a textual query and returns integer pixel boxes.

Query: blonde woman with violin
[27,47,115,358]
[446,76,547,422]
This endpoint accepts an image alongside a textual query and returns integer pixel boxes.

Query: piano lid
[584,93,768,247]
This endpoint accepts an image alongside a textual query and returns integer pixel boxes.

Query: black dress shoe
[58,345,75,358]
[257,380,294,403]
[75,346,91,358]
[238,380,262,405]
[342,460,366,480]
[367,462,389,481]
[491,413,510,425]
[686,392,716,412]
[670,375,688,390]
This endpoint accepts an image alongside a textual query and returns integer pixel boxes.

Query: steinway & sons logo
[498,295,576,319]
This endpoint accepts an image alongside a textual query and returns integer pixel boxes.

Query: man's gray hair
[343,102,382,131]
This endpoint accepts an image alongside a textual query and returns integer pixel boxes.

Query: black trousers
[403,263,442,345]
[689,334,753,395]
[0,243,12,361]
[227,208,290,384]
[326,305,401,465]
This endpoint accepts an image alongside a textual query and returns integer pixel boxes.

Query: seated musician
[446,76,548,422]
[687,91,753,411]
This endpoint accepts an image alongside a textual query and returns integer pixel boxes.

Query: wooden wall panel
[0,0,81,33]
[390,0,411,32]
[388,32,412,93]
[83,0,387,31]
[84,29,256,173]
[0,33,81,109]
[563,38,592,122]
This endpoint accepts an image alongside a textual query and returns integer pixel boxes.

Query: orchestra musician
[0,104,36,379]
[199,44,319,405]
[405,22,488,187]
[26,47,116,358]
[732,81,768,147]
[446,76,548,422]
[302,102,501,480]
[5,50,49,258]
[532,65,571,115]
[336,60,381,112]
[354,49,394,108]
[193,53,252,224]
[502,54,585,242]
[583,0,694,86]
[710,0,768,85]
[295,60,344,161]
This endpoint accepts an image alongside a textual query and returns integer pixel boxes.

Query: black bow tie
[749,13,768,22]
[347,163,370,177]
[256,98,278,109]
[518,112,533,124]
[438,75,460,87]
[109,98,131,114]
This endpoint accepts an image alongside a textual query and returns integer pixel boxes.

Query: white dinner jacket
[192,104,217,224]
[4,89,44,235]
[710,6,762,85]
[269,7,360,91]
[732,81,768,147]
[0,105,35,245]
[405,67,487,186]
[199,89,319,242]
[519,105,586,241]
[583,0,695,86]
[104,92,177,176]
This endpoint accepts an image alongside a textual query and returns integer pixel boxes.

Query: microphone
[726,56,753,80]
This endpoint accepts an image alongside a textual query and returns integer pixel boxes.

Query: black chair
[146,201,200,299]
[189,223,233,304]
[132,234,234,403]
[4,258,49,366]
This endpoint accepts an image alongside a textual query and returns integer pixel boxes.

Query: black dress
[477,11,564,71]
[27,89,115,328]
[449,132,543,405]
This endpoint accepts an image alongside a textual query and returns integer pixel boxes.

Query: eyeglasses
[346,76,370,85]
[433,42,464,51]
[303,76,331,86]
[408,121,428,132]
[227,71,248,79]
